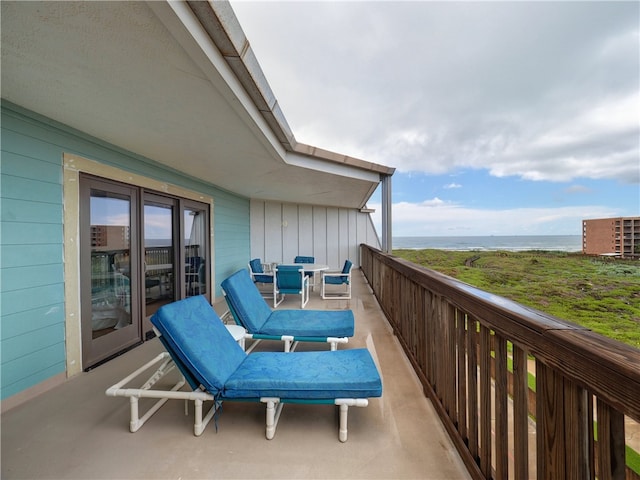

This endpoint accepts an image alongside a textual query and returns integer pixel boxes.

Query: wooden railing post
[512,345,529,480]
[597,400,626,480]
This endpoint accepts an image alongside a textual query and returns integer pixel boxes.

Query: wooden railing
[360,245,640,480]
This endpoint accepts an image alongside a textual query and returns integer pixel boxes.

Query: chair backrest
[187,256,202,271]
[248,258,273,284]
[221,269,272,332]
[249,258,263,273]
[151,295,246,394]
[275,265,305,292]
[342,259,353,274]
[294,256,315,264]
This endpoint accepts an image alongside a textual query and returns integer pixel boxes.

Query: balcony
[2,246,638,479]
[1,262,470,479]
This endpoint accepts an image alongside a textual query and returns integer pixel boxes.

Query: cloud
[368,201,618,237]
[444,183,462,189]
[232,1,639,184]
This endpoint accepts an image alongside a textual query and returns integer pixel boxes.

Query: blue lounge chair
[221,269,354,352]
[107,296,382,442]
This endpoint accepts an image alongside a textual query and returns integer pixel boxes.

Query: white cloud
[444,183,462,189]
[232,1,639,184]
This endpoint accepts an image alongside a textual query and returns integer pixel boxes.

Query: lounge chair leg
[339,404,348,442]
[263,398,284,440]
[336,399,368,442]
[195,399,221,437]
[129,396,140,432]
[265,400,276,439]
[194,399,204,436]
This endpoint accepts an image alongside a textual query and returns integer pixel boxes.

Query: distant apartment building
[582,217,640,258]
[91,225,130,251]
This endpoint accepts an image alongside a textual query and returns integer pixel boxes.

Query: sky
[230,1,639,237]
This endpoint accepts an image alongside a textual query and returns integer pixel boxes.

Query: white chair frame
[107,351,370,441]
[321,264,353,300]
[273,266,309,308]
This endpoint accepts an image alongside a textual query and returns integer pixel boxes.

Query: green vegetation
[394,249,640,349]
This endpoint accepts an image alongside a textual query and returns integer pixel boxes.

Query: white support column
[381,174,393,253]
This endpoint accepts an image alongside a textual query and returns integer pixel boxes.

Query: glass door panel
[144,197,176,320]
[80,177,140,369]
[184,206,207,297]
[90,193,132,336]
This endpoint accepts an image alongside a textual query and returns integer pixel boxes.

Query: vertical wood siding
[0,103,250,400]
[250,199,381,268]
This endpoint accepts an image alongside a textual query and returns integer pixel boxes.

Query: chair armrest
[250,270,274,283]
[322,271,349,278]
[250,270,274,277]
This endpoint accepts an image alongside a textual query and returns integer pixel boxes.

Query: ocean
[149,235,583,252]
[393,235,582,252]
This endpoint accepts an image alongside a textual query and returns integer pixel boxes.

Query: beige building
[91,225,130,251]
[582,216,640,258]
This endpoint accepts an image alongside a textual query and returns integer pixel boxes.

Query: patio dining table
[285,263,329,291]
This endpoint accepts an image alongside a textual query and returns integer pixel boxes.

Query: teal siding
[1,101,250,400]
[214,189,251,281]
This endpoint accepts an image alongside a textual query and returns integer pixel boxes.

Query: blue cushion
[151,296,246,394]
[264,310,354,337]
[221,270,272,332]
[276,265,304,291]
[224,349,382,399]
[249,258,263,273]
[294,256,314,263]
[324,276,348,285]
[325,260,352,285]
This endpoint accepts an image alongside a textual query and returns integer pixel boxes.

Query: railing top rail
[362,245,640,421]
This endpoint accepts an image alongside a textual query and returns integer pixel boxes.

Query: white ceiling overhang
[1,1,394,209]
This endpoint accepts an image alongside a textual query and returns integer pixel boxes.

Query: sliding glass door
[80,175,210,369]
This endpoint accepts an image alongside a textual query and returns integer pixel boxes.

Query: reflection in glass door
[184,205,208,298]
[80,176,210,369]
[80,178,140,368]
[144,195,176,322]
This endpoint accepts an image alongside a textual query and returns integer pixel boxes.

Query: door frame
[79,176,142,368]
[63,153,214,376]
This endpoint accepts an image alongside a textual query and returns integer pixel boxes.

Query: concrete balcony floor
[1,270,470,479]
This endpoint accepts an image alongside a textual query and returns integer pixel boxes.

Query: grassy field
[393,249,640,349]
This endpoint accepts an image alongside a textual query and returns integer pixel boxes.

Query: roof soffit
[1,0,393,209]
